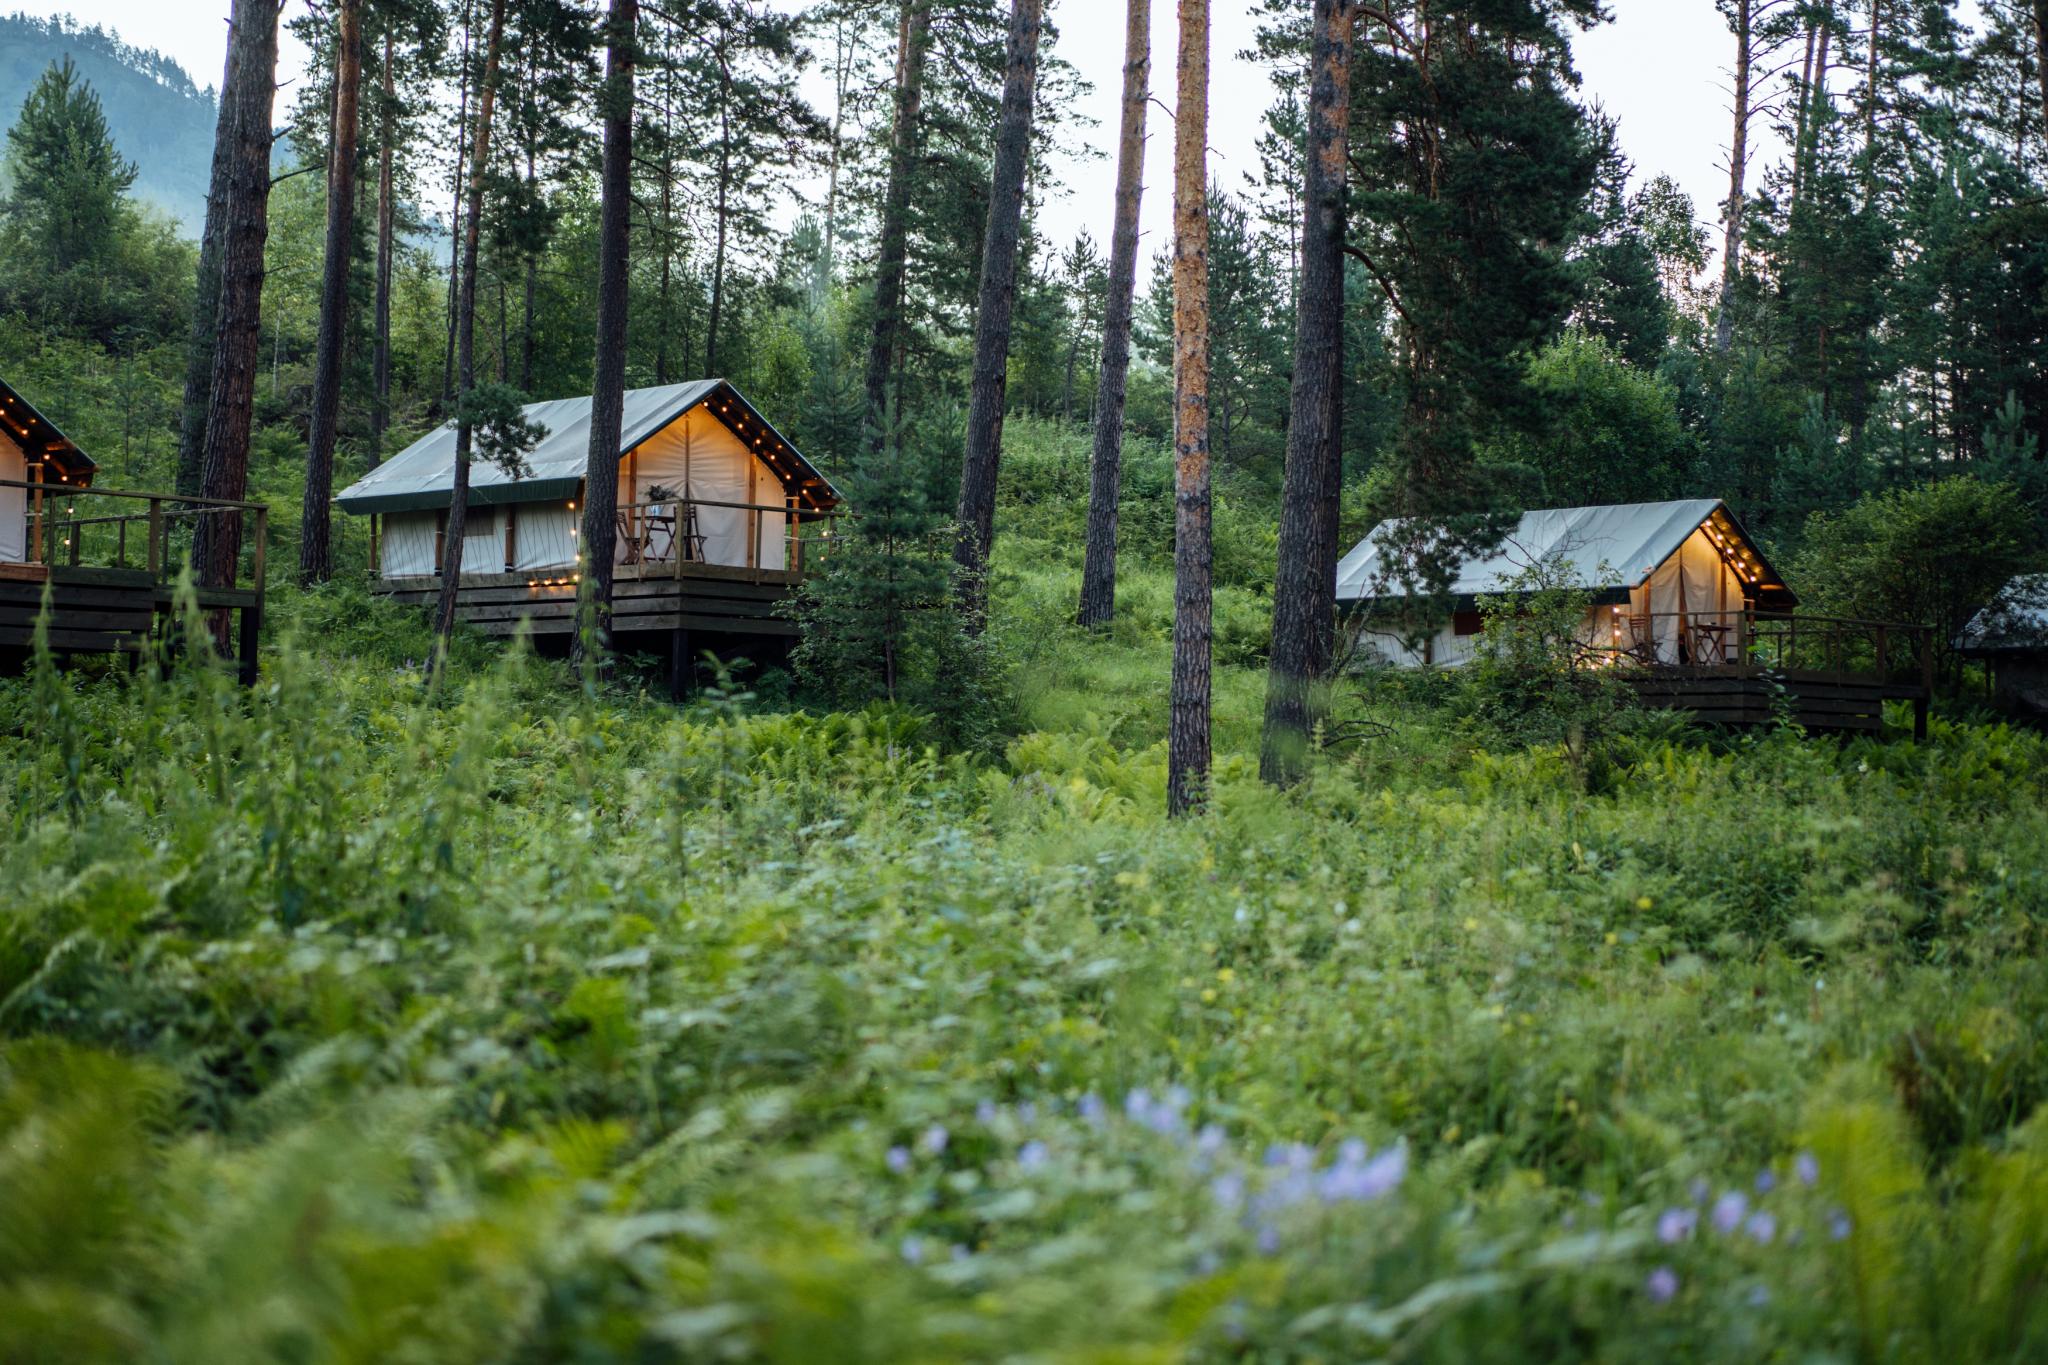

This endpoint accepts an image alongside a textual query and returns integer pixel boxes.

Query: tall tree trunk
[1715,0,1751,354]
[1261,0,1355,787]
[2034,0,2047,134]
[820,13,851,299]
[370,29,396,467]
[429,0,506,670]
[1791,20,1817,204]
[1167,0,1211,819]
[195,0,282,611]
[1077,0,1150,629]
[1795,8,1834,206]
[177,30,242,497]
[441,0,473,410]
[954,0,1046,622]
[863,0,931,428]
[574,0,637,671]
[707,99,730,377]
[299,0,364,585]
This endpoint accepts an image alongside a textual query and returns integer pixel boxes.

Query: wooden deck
[2,481,269,683]
[1629,665,1928,735]
[375,560,801,639]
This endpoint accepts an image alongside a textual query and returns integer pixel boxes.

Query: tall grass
[3,420,2047,1359]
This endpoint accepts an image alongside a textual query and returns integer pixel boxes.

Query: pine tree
[1168,0,1212,820]
[1077,0,1151,630]
[955,0,1047,624]
[0,58,140,339]
[298,0,363,585]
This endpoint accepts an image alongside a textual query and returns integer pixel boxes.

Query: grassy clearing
[5,435,2048,1360]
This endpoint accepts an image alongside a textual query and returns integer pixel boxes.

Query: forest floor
[6,456,2048,1361]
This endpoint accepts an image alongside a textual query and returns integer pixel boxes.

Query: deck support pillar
[238,602,262,686]
[1913,696,1929,743]
[669,626,691,702]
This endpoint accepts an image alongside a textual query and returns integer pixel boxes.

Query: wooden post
[239,601,262,686]
[746,454,759,571]
[370,512,381,577]
[29,462,42,563]
[251,505,269,590]
[148,496,163,579]
[505,502,518,572]
[1876,624,1889,678]
[669,625,690,701]
[118,514,128,567]
[1914,626,1934,741]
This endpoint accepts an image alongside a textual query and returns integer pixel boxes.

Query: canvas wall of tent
[337,379,840,581]
[1337,500,1791,669]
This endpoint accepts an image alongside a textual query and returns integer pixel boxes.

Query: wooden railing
[1594,607,1933,690]
[617,496,840,577]
[2,479,270,596]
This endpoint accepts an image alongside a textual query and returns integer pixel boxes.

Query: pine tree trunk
[2034,1,2047,133]
[708,103,730,377]
[1261,0,1355,787]
[954,0,1047,623]
[177,31,242,498]
[1791,22,1817,205]
[370,30,395,467]
[194,0,281,613]
[863,0,931,426]
[1167,0,1211,820]
[1077,0,1149,629]
[1715,0,1750,354]
[299,0,363,585]
[441,1,473,411]
[573,0,637,671]
[430,0,505,669]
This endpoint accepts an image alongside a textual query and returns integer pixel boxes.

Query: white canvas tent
[1337,499,1794,668]
[337,379,839,578]
[0,377,96,565]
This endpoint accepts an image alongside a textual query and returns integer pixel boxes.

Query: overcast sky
[26,1,1815,270]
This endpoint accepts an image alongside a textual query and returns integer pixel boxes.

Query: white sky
[20,0,1837,269]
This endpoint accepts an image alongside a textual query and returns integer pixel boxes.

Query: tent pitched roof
[1956,574,2048,655]
[1336,499,1792,605]
[335,379,839,515]
[0,375,94,483]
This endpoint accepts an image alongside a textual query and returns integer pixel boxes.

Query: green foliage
[6,589,2048,1358]
[1796,477,2036,679]
[1494,331,1693,507]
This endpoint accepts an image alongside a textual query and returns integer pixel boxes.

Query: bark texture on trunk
[862,0,931,428]
[1716,0,1751,355]
[430,0,505,665]
[370,30,395,466]
[1167,0,1211,819]
[574,0,638,669]
[954,0,1046,623]
[195,0,282,604]
[1077,0,1150,629]
[441,2,473,410]
[177,28,241,498]
[2033,1,2046,132]
[1260,0,1355,786]
[300,0,363,585]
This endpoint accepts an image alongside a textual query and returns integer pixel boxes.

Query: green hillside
[0,11,214,232]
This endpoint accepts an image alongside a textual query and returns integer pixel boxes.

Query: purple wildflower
[1210,1170,1247,1212]
[1712,1191,1749,1234]
[975,1099,998,1124]
[1124,1088,1154,1122]
[1828,1209,1853,1241]
[1657,1207,1698,1244]
[1645,1266,1680,1304]
[1195,1124,1228,1158]
[900,1236,924,1265]
[918,1124,949,1156]
[1795,1151,1820,1187]
[1078,1093,1105,1124]
[885,1145,911,1175]
[1689,1177,1712,1205]
[1755,1169,1777,1194]
[1017,1100,1038,1125]
[1018,1139,1049,1171]
[1744,1210,1778,1244]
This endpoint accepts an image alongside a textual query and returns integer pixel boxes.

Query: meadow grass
[4,447,2048,1361]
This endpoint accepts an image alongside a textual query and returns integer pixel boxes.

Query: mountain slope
[0,11,217,233]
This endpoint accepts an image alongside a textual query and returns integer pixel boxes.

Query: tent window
[1452,610,1484,637]
[463,508,496,538]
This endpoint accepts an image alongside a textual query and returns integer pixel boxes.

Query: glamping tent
[1338,499,1793,668]
[0,376,96,565]
[1956,574,2048,717]
[337,379,838,578]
